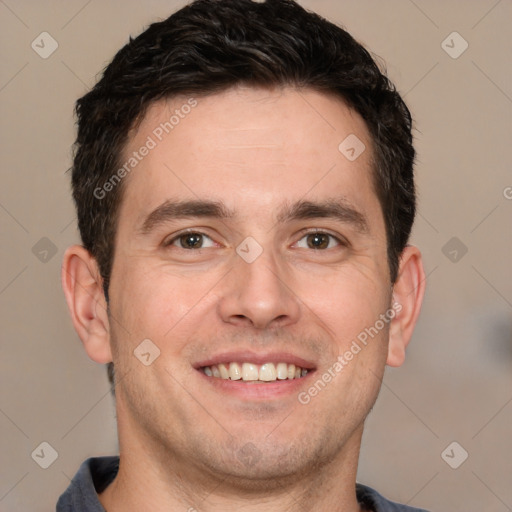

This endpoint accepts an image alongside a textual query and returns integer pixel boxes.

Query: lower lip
[196,370,315,400]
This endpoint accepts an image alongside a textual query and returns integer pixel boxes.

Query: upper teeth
[202,362,308,382]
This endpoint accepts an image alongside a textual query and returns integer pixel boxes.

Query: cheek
[298,263,391,347]
[110,261,220,346]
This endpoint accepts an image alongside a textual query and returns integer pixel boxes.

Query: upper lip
[193,350,317,370]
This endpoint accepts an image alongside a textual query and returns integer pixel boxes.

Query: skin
[62,86,425,512]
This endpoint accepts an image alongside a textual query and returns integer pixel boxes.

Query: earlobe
[386,245,426,367]
[61,245,113,364]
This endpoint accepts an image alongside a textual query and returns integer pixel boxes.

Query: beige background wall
[1,1,510,511]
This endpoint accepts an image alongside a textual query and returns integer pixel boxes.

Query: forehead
[117,86,381,229]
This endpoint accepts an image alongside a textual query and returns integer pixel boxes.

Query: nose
[217,245,301,330]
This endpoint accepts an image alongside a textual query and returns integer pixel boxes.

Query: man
[58,0,428,510]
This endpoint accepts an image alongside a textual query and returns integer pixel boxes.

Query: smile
[201,362,309,382]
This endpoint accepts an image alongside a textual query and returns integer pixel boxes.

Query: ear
[386,245,425,367]
[61,245,112,364]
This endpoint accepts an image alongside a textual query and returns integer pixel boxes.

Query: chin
[197,435,333,489]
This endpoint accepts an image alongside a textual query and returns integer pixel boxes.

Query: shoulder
[56,456,119,512]
[356,483,430,512]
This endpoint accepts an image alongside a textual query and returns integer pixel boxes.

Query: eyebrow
[138,198,368,235]
[276,199,369,234]
[139,199,234,234]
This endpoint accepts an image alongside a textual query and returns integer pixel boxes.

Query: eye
[167,232,216,250]
[295,231,342,250]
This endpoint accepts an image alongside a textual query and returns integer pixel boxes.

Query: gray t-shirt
[56,457,430,512]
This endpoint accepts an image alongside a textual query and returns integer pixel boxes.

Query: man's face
[108,87,392,481]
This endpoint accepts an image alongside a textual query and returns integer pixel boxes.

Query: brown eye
[306,233,330,249]
[296,232,340,250]
[179,233,203,248]
[168,232,215,249]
